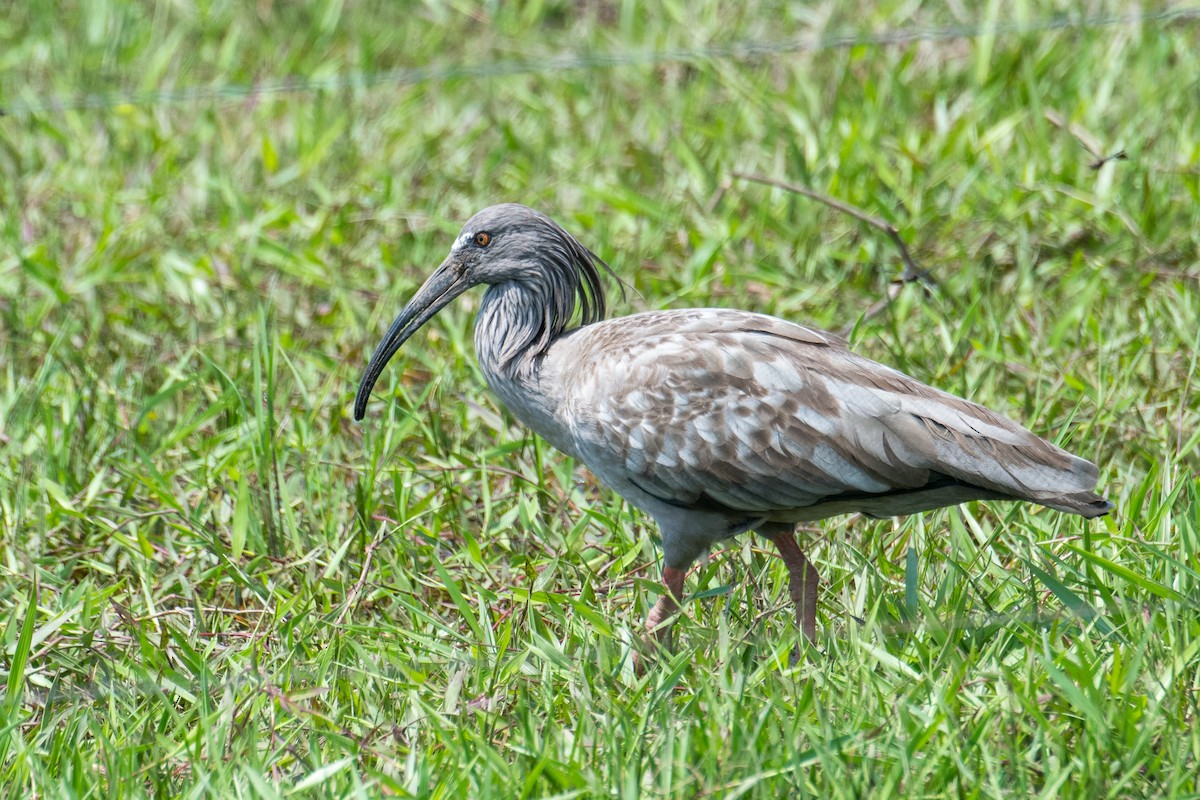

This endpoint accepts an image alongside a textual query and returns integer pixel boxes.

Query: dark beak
[353,257,472,420]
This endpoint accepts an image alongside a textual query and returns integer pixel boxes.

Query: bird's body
[485,305,1108,566]
[356,203,1112,653]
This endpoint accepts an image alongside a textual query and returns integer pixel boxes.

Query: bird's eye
[473,231,491,247]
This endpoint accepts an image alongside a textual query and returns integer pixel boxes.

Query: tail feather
[1038,490,1114,518]
[1015,452,1114,518]
[890,391,1114,518]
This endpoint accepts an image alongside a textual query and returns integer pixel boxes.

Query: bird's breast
[477,355,587,462]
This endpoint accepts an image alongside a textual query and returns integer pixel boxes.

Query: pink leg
[761,524,820,644]
[635,565,687,675]
[644,565,687,645]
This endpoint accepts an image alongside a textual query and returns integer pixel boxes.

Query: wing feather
[550,308,1108,520]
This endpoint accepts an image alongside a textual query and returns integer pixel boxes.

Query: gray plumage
[355,203,1113,656]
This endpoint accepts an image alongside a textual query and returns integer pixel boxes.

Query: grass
[2,0,1199,796]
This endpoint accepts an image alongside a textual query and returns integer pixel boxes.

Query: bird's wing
[555,309,1107,518]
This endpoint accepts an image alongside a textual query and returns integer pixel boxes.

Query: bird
[354,203,1113,657]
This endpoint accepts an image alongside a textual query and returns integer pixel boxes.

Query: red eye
[473,232,491,247]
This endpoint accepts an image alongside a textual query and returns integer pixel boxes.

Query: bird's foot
[633,565,688,677]
[782,631,830,667]
[633,607,676,677]
[787,642,810,668]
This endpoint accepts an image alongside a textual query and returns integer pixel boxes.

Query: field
[2,1,1199,797]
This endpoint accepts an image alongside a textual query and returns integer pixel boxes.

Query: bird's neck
[474,281,562,384]
[474,282,575,445]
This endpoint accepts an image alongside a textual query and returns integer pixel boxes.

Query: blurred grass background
[1,1,1199,797]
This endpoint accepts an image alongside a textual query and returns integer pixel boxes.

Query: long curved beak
[353,257,472,420]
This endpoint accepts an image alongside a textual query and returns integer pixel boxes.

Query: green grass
[2,0,1199,796]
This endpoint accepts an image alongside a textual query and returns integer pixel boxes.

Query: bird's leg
[644,565,687,646]
[760,524,820,644]
[633,565,686,676]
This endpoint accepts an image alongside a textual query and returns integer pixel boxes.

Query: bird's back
[544,308,1112,524]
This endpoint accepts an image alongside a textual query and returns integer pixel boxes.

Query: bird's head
[353,203,614,420]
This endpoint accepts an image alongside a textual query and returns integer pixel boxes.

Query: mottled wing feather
[558,308,1108,520]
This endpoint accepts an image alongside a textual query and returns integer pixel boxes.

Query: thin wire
[3,7,1198,116]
